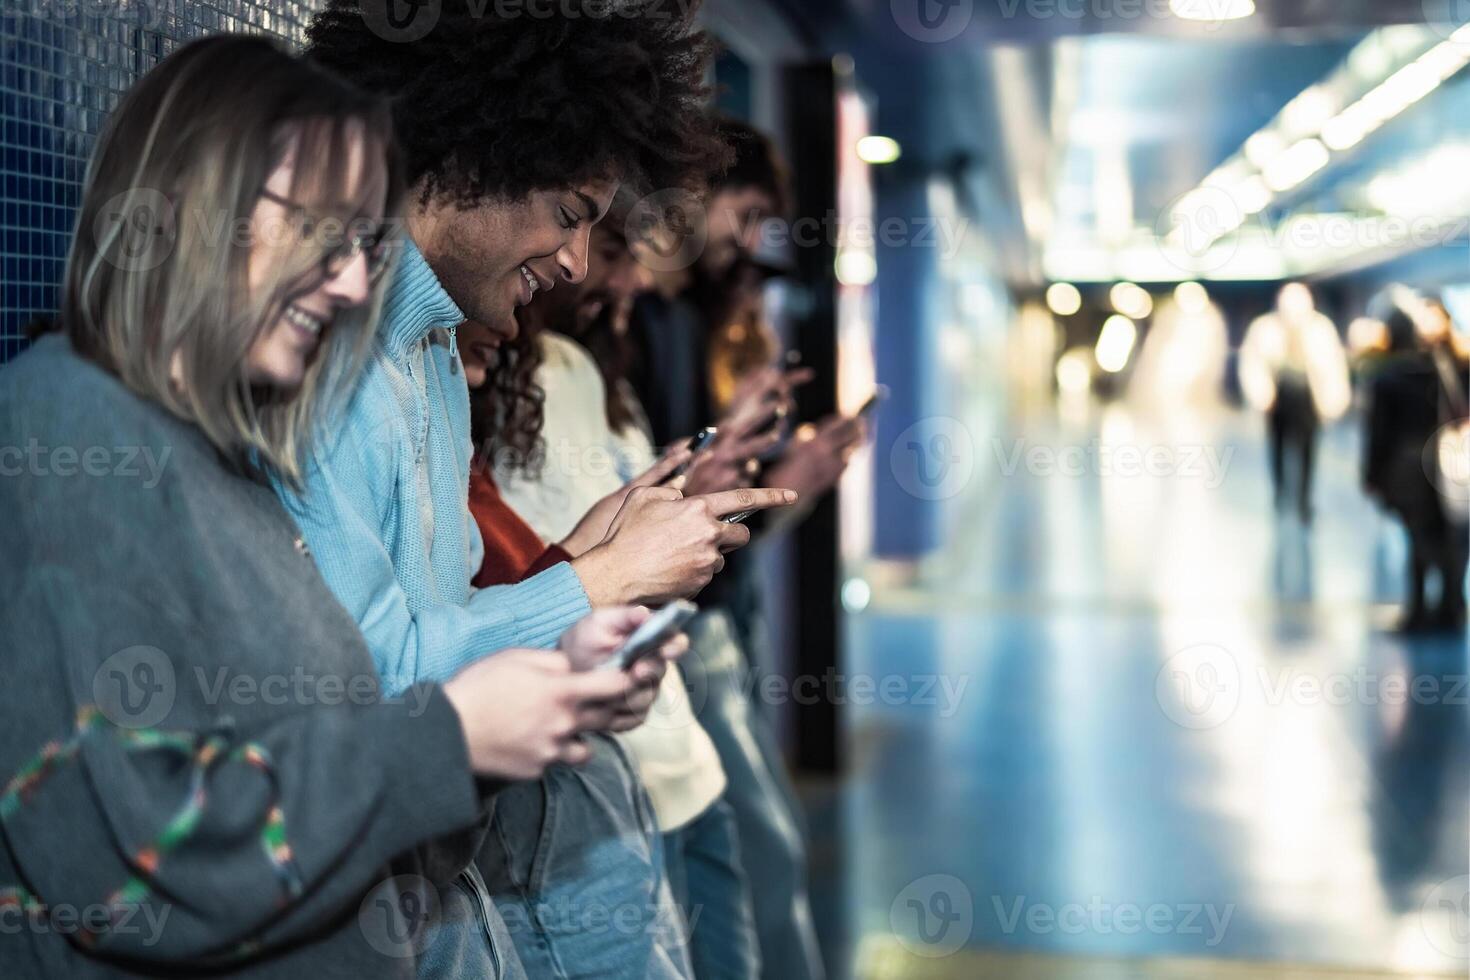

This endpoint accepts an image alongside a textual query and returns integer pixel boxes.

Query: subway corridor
[826,399,1470,980]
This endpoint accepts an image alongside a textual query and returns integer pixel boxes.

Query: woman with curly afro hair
[271,3,799,980]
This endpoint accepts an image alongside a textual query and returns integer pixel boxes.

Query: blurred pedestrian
[1361,302,1468,633]
[1240,282,1351,523]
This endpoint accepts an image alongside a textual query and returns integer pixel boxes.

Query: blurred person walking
[1361,299,1468,633]
[1239,282,1351,524]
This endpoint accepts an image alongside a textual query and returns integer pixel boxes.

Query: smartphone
[856,384,889,419]
[666,427,718,482]
[600,600,698,671]
[686,426,719,453]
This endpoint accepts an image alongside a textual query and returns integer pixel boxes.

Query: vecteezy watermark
[1156,185,1470,276]
[890,417,976,501]
[1155,186,1243,274]
[890,875,974,958]
[498,895,693,943]
[1155,644,1241,730]
[358,0,697,43]
[0,439,171,488]
[624,191,970,272]
[0,896,171,947]
[92,647,435,729]
[94,646,177,729]
[891,0,974,43]
[194,666,435,717]
[91,189,404,274]
[751,669,970,718]
[1423,0,1470,42]
[1424,421,1470,513]
[991,896,1234,947]
[1156,644,1470,731]
[359,874,441,959]
[1421,874,1470,959]
[992,438,1234,489]
[989,0,1247,28]
[625,188,708,273]
[95,188,176,274]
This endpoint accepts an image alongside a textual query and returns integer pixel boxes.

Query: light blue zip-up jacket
[275,239,591,695]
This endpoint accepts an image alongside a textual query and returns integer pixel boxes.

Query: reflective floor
[824,399,1470,979]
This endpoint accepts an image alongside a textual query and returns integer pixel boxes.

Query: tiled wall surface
[0,0,321,362]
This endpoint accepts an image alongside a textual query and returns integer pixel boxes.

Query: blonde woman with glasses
[0,35,669,979]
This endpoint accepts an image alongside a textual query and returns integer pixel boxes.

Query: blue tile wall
[0,0,322,362]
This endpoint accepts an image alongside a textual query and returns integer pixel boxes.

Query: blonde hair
[62,34,403,485]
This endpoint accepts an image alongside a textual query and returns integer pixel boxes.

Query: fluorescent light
[1321,39,1470,152]
[834,249,877,286]
[1095,315,1138,373]
[855,136,901,165]
[1170,0,1254,22]
[1046,282,1084,317]
[1236,175,1273,215]
[1175,281,1211,314]
[1281,86,1338,136]
[1110,282,1154,319]
[1263,138,1330,193]
[1322,115,1367,151]
[1244,131,1286,168]
[1056,348,1093,395]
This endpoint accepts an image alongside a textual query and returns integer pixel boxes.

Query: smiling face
[245,125,387,390]
[413,180,620,349]
[524,221,653,344]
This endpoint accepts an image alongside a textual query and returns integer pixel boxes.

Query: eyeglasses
[259,189,393,283]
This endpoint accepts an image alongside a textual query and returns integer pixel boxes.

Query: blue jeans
[663,798,760,980]
[418,865,527,979]
[477,734,693,980]
[679,611,825,980]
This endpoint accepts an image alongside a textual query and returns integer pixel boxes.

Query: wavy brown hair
[469,314,546,475]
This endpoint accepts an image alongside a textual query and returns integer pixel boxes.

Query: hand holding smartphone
[856,384,888,419]
[599,600,698,671]
[664,427,718,483]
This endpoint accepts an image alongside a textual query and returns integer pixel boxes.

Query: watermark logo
[1155,644,1240,730]
[1424,421,1470,512]
[1154,186,1243,275]
[359,874,440,958]
[890,874,973,957]
[360,0,441,42]
[95,188,175,273]
[891,0,974,43]
[639,669,709,733]
[1424,0,1470,41]
[626,189,707,273]
[1421,874,1470,958]
[992,896,1233,946]
[93,646,176,729]
[992,438,1234,488]
[890,417,975,501]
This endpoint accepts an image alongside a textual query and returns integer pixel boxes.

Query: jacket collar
[380,237,464,355]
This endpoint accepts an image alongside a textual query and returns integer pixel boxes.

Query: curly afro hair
[306,0,731,206]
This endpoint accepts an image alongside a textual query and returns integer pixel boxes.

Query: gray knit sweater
[0,334,484,978]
